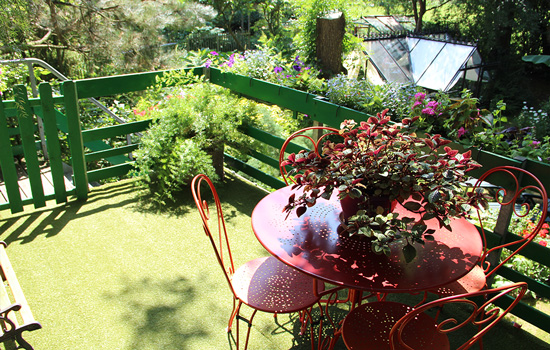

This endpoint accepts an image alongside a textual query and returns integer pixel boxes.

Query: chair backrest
[470,166,548,279]
[390,282,528,350]
[279,126,339,185]
[191,174,236,293]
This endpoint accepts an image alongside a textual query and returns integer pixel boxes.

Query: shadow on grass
[128,171,268,219]
[0,180,142,245]
[104,275,211,350]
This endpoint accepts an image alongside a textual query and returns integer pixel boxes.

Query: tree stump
[316,12,347,78]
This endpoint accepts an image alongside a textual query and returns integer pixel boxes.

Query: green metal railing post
[13,85,46,208]
[0,96,23,213]
[39,83,68,204]
[63,80,88,200]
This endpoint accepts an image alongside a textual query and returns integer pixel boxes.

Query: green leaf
[428,190,441,203]
[522,55,550,67]
[403,201,422,211]
[402,244,417,263]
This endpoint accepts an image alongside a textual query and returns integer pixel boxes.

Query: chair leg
[236,309,257,350]
[227,298,241,333]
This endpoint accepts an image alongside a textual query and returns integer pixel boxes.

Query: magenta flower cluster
[412,92,441,116]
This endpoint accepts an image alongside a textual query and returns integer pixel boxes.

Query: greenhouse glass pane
[408,39,445,82]
[380,38,412,80]
[417,43,475,91]
[464,50,482,81]
[365,40,410,84]
[407,37,420,52]
[365,17,389,32]
[378,16,404,32]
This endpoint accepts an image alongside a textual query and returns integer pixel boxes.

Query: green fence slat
[0,97,23,213]
[85,144,140,162]
[498,266,550,298]
[75,67,204,98]
[242,125,286,150]
[63,80,88,200]
[225,154,285,189]
[494,295,550,334]
[81,120,152,143]
[14,85,46,209]
[86,163,135,183]
[248,149,280,170]
[39,83,68,204]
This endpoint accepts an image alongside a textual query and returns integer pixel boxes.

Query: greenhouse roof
[354,16,415,35]
[364,35,485,92]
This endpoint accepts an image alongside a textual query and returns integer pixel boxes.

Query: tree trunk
[210,145,225,181]
[413,0,426,32]
[316,12,347,78]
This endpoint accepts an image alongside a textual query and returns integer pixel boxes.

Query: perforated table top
[251,186,482,293]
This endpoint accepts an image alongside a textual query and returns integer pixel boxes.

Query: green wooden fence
[1,67,550,333]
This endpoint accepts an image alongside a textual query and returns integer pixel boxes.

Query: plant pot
[340,194,395,221]
[208,145,225,180]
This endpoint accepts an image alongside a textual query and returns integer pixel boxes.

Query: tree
[293,0,358,68]
[379,0,453,32]
[203,0,252,51]
[0,0,216,77]
[316,11,347,77]
[436,0,550,107]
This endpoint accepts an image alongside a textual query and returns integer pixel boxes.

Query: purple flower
[286,75,292,78]
[422,107,436,116]
[414,92,426,101]
[293,55,303,72]
[205,59,212,68]
[210,51,218,56]
[412,101,423,108]
[274,66,283,73]
[457,127,467,139]
[427,101,439,108]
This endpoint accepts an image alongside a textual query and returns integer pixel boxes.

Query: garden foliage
[132,73,260,204]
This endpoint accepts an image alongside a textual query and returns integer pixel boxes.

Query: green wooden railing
[1,67,550,333]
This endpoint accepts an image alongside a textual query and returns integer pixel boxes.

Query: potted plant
[133,73,260,204]
[281,110,482,262]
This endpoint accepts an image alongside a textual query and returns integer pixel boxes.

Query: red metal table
[251,186,483,293]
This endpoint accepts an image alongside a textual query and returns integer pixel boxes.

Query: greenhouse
[363,35,487,92]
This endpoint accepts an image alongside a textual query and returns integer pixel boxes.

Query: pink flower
[421,108,435,116]
[457,127,467,139]
[205,59,212,68]
[531,141,541,148]
[414,92,426,101]
[133,109,146,117]
[539,241,547,247]
[210,51,218,55]
[427,101,439,108]
[412,101,423,108]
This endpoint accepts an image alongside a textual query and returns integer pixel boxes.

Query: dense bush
[133,74,261,204]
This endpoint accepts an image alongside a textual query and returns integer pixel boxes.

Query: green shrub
[133,75,260,204]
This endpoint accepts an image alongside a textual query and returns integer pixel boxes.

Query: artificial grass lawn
[1,172,549,349]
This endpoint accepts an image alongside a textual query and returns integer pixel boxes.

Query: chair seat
[232,256,324,313]
[342,301,450,350]
[433,264,486,296]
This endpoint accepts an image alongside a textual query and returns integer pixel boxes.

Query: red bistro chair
[339,282,528,350]
[433,166,548,296]
[191,174,324,350]
[279,126,340,185]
